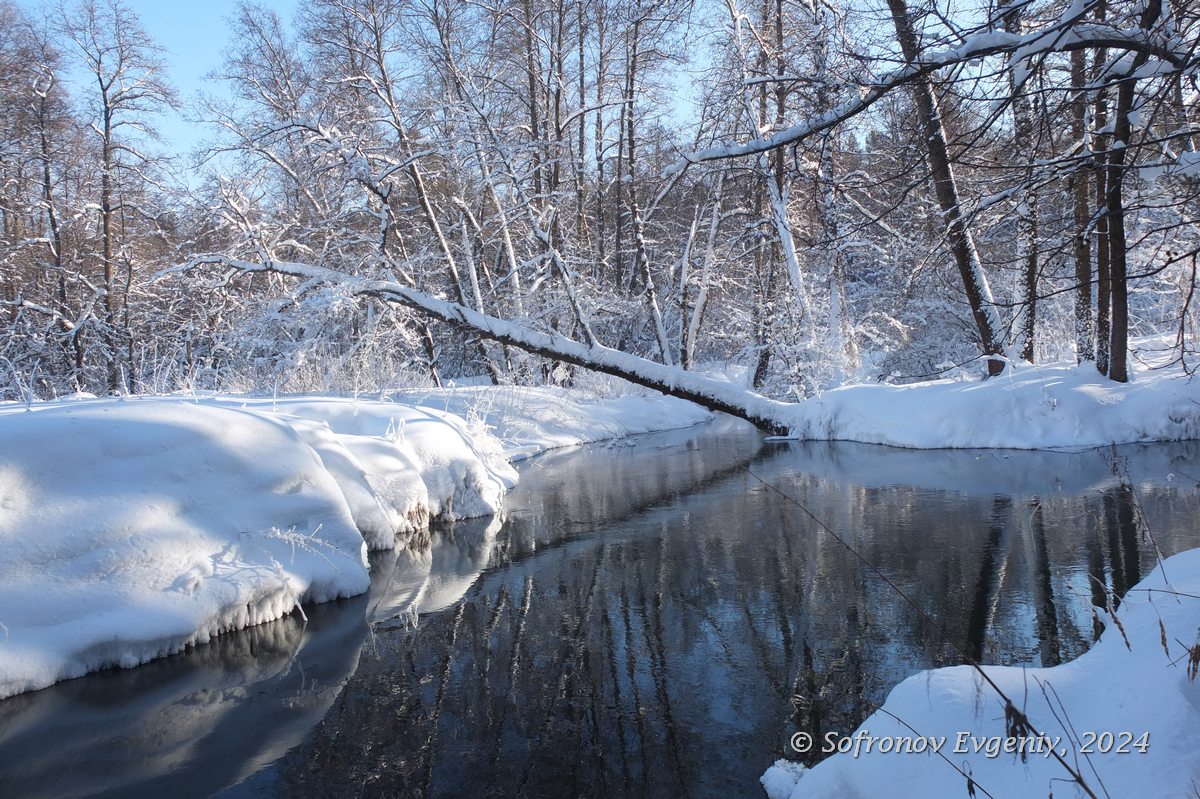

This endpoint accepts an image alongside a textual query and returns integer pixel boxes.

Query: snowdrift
[788,360,1200,449]
[762,548,1200,798]
[196,397,518,544]
[0,388,709,699]
[0,401,369,699]
[0,396,516,699]
[389,385,714,459]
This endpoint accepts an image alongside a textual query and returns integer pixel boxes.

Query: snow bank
[0,396,516,698]
[198,397,518,542]
[788,360,1200,449]
[0,595,369,799]
[0,388,706,698]
[389,385,714,459]
[0,401,370,700]
[763,548,1200,798]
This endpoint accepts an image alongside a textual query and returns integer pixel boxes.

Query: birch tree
[64,0,177,390]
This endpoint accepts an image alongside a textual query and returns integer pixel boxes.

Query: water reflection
[266,428,1200,798]
[0,517,503,799]
[1,420,1197,799]
[368,515,503,627]
[0,592,367,799]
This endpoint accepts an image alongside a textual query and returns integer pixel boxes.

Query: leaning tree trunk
[180,255,797,434]
[886,0,1005,375]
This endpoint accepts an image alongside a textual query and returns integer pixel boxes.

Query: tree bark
[1104,0,1162,383]
[1092,3,1111,375]
[100,103,119,391]
[684,174,724,370]
[1005,0,1039,362]
[886,0,1005,374]
[622,20,672,364]
[1070,48,1094,364]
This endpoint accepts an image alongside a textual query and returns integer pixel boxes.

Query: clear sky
[18,0,300,158]
[116,0,299,155]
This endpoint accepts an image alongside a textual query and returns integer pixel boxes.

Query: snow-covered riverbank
[788,354,1200,449]
[384,384,715,459]
[0,389,711,699]
[761,351,1200,798]
[762,546,1200,798]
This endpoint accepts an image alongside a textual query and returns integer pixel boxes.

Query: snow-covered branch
[674,19,1193,169]
[169,255,797,434]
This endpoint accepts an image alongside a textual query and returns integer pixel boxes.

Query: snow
[171,253,796,433]
[758,357,1200,799]
[385,385,714,460]
[762,547,1200,799]
[1,346,1197,719]
[1142,149,1200,180]
[194,396,518,542]
[786,356,1200,449]
[0,388,709,698]
[176,255,1199,447]
[0,584,375,798]
[0,401,371,700]
[673,15,1180,171]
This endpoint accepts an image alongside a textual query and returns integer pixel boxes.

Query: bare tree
[63,0,177,390]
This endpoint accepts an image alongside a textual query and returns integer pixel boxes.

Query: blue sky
[18,0,300,157]
[117,0,299,154]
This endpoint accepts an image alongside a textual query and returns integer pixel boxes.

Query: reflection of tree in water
[265,436,1199,798]
[1,429,1191,798]
[1104,483,1143,604]
[0,592,368,799]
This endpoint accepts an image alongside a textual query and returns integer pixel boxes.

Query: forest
[1,0,1198,416]
[3,3,1200,797]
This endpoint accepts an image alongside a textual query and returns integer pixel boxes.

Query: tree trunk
[684,174,724,370]
[810,1,855,382]
[622,21,672,364]
[887,0,1005,374]
[676,210,699,367]
[1092,3,1111,375]
[1004,0,1039,362]
[37,88,83,388]
[1070,49,1094,364]
[522,0,543,201]
[194,255,797,433]
[593,3,607,285]
[1104,0,1162,383]
[100,107,119,391]
[575,0,587,249]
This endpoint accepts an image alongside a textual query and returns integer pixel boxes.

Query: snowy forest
[5,2,1200,798]
[1,0,1198,409]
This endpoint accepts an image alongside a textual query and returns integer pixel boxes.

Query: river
[1,417,1198,797]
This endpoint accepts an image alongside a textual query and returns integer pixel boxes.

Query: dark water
[2,417,1199,798]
